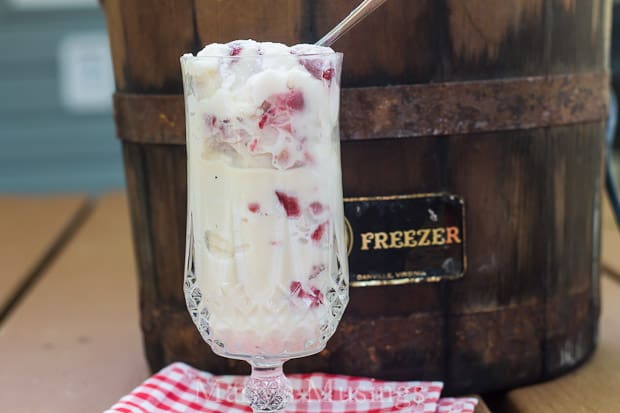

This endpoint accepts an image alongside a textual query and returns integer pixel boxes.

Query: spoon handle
[315,0,389,47]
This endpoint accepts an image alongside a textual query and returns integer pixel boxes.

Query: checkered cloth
[106,363,476,413]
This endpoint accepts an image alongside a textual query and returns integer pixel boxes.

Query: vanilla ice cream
[181,40,348,359]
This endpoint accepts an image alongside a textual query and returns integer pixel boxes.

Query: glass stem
[244,361,292,412]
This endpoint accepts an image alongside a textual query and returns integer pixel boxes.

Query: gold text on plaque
[360,226,462,251]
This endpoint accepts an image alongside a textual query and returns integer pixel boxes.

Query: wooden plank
[0,195,87,316]
[0,193,149,413]
[502,274,620,412]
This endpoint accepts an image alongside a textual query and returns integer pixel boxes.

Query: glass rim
[181,51,343,60]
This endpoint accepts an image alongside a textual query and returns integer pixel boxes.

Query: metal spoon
[315,0,389,47]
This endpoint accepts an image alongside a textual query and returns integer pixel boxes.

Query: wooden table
[3,192,619,412]
[0,194,149,412]
[0,196,88,317]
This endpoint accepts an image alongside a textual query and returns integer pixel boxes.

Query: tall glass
[181,49,348,412]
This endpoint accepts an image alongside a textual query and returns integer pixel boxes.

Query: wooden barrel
[102,0,610,394]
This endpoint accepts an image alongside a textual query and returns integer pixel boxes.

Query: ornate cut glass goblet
[181,43,349,412]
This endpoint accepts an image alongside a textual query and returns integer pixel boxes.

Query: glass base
[244,362,292,412]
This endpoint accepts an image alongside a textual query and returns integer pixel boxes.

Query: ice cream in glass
[181,39,349,412]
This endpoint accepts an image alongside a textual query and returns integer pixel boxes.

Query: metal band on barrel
[113,71,610,145]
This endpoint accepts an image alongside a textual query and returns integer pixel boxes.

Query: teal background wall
[0,0,124,194]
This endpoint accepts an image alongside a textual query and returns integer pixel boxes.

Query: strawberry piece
[309,287,324,307]
[249,138,258,152]
[258,114,268,129]
[290,281,302,295]
[275,191,301,217]
[300,59,323,80]
[311,221,329,242]
[308,202,324,215]
[257,90,304,131]
[285,90,304,111]
[322,68,335,81]
[248,203,260,213]
[229,44,242,56]
[205,115,217,128]
[289,281,323,308]
[300,58,334,85]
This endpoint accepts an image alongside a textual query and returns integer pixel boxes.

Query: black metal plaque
[344,193,466,287]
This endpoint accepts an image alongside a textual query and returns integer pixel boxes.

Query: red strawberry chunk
[308,202,324,215]
[322,68,334,81]
[285,90,304,111]
[300,59,323,80]
[230,44,242,56]
[205,115,217,128]
[249,138,258,152]
[309,287,324,307]
[248,203,260,213]
[290,281,302,295]
[275,191,301,217]
[300,58,334,85]
[257,90,304,131]
[258,114,268,129]
[289,281,323,308]
[311,221,329,242]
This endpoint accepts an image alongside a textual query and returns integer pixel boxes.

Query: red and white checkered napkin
[436,398,478,413]
[106,362,450,413]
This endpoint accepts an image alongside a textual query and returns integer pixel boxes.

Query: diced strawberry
[257,90,304,131]
[249,138,258,152]
[300,58,334,85]
[205,115,217,128]
[248,203,260,213]
[289,281,323,308]
[258,114,268,129]
[285,90,304,111]
[309,287,324,307]
[322,68,334,81]
[304,151,315,164]
[229,44,242,56]
[300,59,323,80]
[308,202,324,215]
[311,221,329,242]
[275,191,301,217]
[290,281,302,295]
